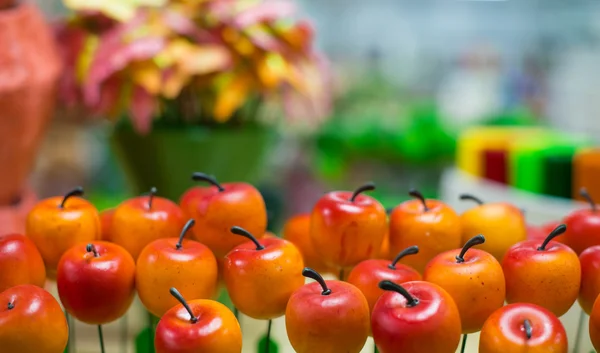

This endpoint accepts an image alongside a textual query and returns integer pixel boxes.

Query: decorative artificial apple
[136,219,218,317]
[578,245,600,314]
[389,189,462,273]
[378,229,391,260]
[283,213,332,274]
[347,245,421,312]
[0,284,69,353]
[479,303,568,353]
[423,235,505,334]
[590,293,600,351]
[285,268,370,353]
[459,193,527,261]
[180,172,267,258]
[371,280,462,353]
[563,187,600,254]
[0,233,46,292]
[99,208,114,242]
[502,224,580,317]
[223,226,304,320]
[155,287,242,353]
[26,186,100,277]
[310,182,387,273]
[57,241,136,324]
[111,187,185,260]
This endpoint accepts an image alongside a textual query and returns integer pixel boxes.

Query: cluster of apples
[2,173,600,353]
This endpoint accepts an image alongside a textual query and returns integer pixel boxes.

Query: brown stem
[524,319,532,340]
[191,172,225,192]
[169,288,198,323]
[538,224,567,251]
[456,235,485,263]
[580,188,597,212]
[349,182,376,202]
[379,280,419,307]
[176,219,195,250]
[302,267,331,295]
[459,193,484,205]
[408,189,429,211]
[60,187,84,209]
[230,226,264,250]
[147,187,157,210]
[389,246,419,269]
[86,244,100,257]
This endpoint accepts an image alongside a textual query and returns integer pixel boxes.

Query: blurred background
[3,0,600,351]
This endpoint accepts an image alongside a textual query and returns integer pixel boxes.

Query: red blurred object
[0,3,61,205]
[483,149,508,184]
[0,185,37,234]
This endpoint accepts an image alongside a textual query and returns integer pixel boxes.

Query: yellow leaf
[213,73,253,122]
[130,61,162,95]
[63,0,168,22]
[76,34,99,83]
[162,68,190,98]
[178,46,231,75]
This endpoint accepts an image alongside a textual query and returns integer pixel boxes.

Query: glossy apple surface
[155,296,242,353]
[479,303,567,353]
[579,245,600,314]
[0,233,46,292]
[285,275,370,353]
[57,241,136,324]
[0,284,69,353]
[371,281,462,353]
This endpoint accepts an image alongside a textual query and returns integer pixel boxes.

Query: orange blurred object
[573,149,600,202]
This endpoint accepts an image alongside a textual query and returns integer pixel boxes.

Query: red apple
[0,233,46,292]
[371,280,462,353]
[562,187,600,254]
[311,182,387,270]
[479,303,567,353]
[285,268,370,353]
[57,241,136,324]
[155,287,242,353]
[111,187,185,260]
[347,245,421,313]
[578,245,600,314]
[180,173,267,258]
[502,224,581,317]
[0,284,69,353]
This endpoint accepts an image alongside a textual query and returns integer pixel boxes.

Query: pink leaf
[129,86,155,135]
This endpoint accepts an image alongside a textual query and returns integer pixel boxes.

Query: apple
[285,267,370,353]
[479,303,567,353]
[0,233,46,292]
[371,280,462,353]
[0,284,69,353]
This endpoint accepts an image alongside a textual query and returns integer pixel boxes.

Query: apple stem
[456,235,485,263]
[191,172,225,192]
[230,226,264,250]
[86,244,100,258]
[7,302,14,310]
[176,219,195,250]
[408,189,429,211]
[302,267,331,295]
[580,187,597,212]
[523,319,532,340]
[147,187,157,210]
[459,193,484,205]
[60,186,84,209]
[378,280,419,307]
[349,182,376,202]
[537,223,567,251]
[169,288,198,323]
[389,245,419,269]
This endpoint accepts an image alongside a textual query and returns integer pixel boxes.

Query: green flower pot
[111,122,273,201]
